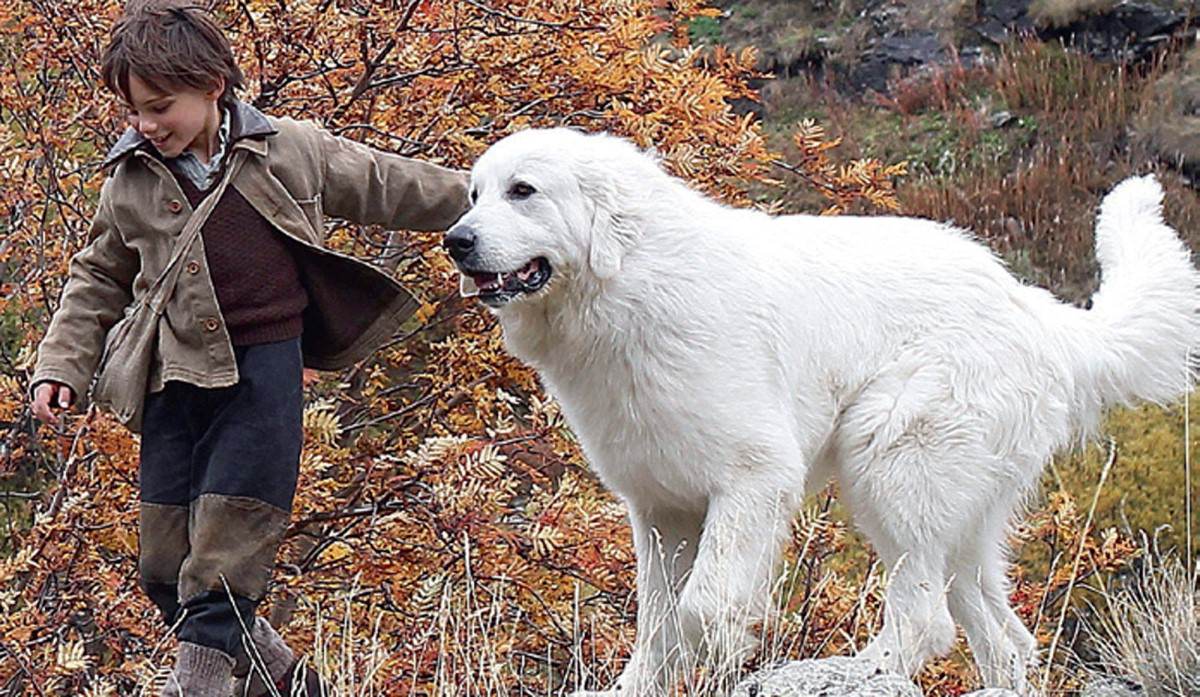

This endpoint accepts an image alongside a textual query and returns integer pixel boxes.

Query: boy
[29,4,468,696]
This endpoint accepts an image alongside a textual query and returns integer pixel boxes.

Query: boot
[158,641,234,697]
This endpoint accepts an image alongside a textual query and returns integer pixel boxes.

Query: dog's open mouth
[459,257,552,306]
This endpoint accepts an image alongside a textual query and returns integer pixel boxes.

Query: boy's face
[123,72,223,160]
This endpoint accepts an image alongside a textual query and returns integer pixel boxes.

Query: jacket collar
[102,99,276,168]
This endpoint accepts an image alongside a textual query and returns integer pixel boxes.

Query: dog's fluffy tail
[1067,175,1199,432]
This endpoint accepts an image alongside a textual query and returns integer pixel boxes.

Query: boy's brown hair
[101,2,245,108]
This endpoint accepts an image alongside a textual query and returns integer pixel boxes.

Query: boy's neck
[190,102,224,165]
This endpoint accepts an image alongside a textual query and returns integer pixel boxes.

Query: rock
[717,0,1187,105]
[732,657,1036,697]
[975,0,1037,44]
[1080,676,1145,697]
[973,0,1186,63]
[990,110,1016,128]
[1042,1,1185,63]
[844,31,951,94]
[730,656,921,697]
[980,0,1029,26]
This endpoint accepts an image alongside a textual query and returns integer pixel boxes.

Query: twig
[457,0,604,31]
[1042,437,1118,688]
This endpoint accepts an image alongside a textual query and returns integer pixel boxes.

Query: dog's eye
[508,182,536,200]
[469,188,478,204]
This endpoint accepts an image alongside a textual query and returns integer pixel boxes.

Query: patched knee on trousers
[178,493,289,605]
[139,502,189,586]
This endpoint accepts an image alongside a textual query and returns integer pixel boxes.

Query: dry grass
[895,39,1200,302]
[1088,540,1199,696]
[289,543,891,696]
[758,38,1200,303]
[878,54,991,117]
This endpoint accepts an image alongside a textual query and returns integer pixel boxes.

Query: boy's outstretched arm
[313,126,470,232]
[30,178,138,411]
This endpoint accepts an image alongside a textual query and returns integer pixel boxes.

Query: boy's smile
[124,73,223,163]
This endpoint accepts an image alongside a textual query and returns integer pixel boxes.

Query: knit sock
[231,617,296,696]
[159,641,234,697]
[249,616,295,685]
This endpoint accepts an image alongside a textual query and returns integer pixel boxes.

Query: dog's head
[445,128,660,309]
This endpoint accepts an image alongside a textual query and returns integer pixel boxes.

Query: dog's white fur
[450,128,1199,694]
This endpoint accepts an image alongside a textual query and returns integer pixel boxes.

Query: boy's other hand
[32,381,75,426]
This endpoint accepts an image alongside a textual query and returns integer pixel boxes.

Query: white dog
[445,128,1198,694]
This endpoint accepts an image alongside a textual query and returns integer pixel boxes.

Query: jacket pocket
[294,194,324,241]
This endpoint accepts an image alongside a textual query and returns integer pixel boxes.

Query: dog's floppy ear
[579,163,640,281]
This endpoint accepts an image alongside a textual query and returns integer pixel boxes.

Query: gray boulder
[731,657,921,697]
[731,656,1027,697]
[1080,676,1143,697]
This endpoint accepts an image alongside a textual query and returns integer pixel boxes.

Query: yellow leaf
[413,301,438,324]
[303,399,341,446]
[56,640,90,672]
[319,541,353,564]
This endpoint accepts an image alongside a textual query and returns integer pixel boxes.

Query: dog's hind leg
[985,561,1037,676]
[968,504,1037,690]
[836,363,991,676]
[857,545,957,676]
[947,510,1032,692]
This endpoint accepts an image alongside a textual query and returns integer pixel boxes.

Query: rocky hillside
[696,1,1200,294]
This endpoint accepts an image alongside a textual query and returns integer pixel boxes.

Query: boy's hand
[32,381,75,426]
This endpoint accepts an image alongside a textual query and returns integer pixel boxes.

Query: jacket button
[167,199,184,214]
[185,261,200,274]
[203,317,220,332]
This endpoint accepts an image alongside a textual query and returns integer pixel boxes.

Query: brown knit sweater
[174,171,309,346]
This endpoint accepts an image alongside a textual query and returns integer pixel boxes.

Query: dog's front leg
[573,502,703,697]
[675,484,794,686]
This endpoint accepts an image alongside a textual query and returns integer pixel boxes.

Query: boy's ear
[205,76,226,101]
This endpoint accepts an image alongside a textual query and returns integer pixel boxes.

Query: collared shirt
[170,106,232,190]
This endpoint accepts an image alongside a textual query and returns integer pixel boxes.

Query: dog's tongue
[460,262,541,298]
[516,259,539,282]
[480,272,506,292]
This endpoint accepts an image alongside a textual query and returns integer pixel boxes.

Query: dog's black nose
[443,227,476,262]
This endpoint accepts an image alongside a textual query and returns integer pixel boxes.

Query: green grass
[1050,395,1199,560]
[688,16,724,46]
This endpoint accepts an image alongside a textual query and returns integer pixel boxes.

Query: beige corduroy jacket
[32,101,469,419]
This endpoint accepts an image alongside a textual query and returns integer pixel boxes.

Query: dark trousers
[137,337,303,659]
